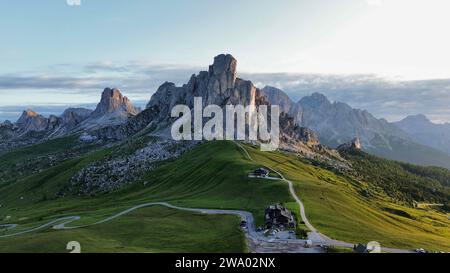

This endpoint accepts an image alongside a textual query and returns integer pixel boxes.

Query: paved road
[0,217,79,238]
[234,142,414,253]
[0,224,17,230]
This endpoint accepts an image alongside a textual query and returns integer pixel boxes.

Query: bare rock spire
[91,88,139,117]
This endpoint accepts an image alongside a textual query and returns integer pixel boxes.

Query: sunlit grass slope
[0,141,292,252]
[245,145,450,251]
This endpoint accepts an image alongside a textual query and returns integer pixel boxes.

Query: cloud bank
[1,62,450,124]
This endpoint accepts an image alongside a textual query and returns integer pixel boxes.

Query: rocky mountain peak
[1,120,12,126]
[15,109,49,132]
[18,109,39,121]
[299,92,331,107]
[92,88,139,117]
[280,112,320,147]
[395,114,436,136]
[61,108,93,128]
[146,54,260,123]
[209,54,237,77]
[88,54,354,169]
[394,114,450,157]
[77,88,139,130]
[400,114,431,125]
[17,108,40,123]
[62,108,93,118]
[261,86,294,114]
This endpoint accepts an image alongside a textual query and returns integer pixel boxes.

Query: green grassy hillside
[340,147,450,207]
[244,145,450,252]
[0,206,244,253]
[0,136,101,185]
[1,139,449,252]
[0,141,292,252]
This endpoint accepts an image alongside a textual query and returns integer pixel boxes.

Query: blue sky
[1,0,450,123]
[1,0,360,72]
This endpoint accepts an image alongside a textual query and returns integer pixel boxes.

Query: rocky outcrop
[0,88,138,150]
[146,54,261,125]
[77,88,139,130]
[68,140,197,195]
[16,109,50,132]
[61,108,93,128]
[0,107,94,153]
[277,112,349,170]
[0,120,13,126]
[0,120,18,143]
[92,88,138,117]
[279,113,320,146]
[91,56,247,140]
[337,137,362,151]
[10,108,94,136]
[1,55,350,170]
[261,86,294,114]
[96,54,268,139]
[97,55,326,153]
[0,120,15,131]
[86,55,325,167]
[88,106,160,140]
[94,55,344,166]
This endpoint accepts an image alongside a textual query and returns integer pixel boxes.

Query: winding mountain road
[0,202,319,252]
[234,142,324,241]
[234,142,413,253]
[0,217,79,238]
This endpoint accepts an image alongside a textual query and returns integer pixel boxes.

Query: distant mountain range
[1,54,450,170]
[259,86,450,169]
[395,114,450,156]
[0,87,139,151]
